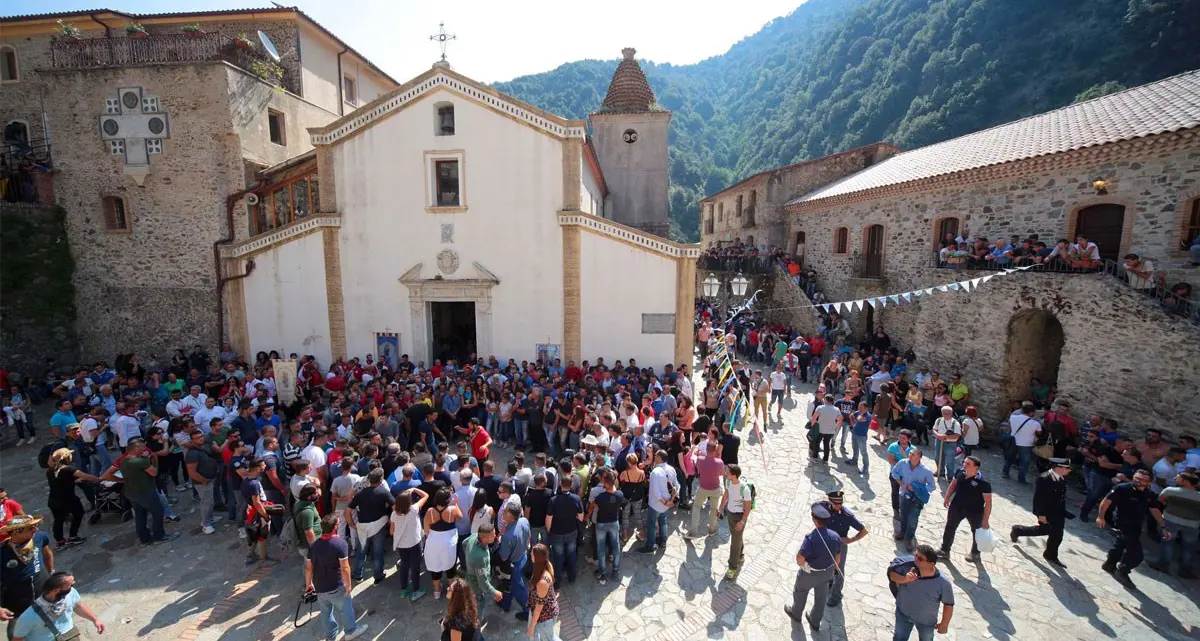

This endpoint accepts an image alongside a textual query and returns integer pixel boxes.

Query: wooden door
[863,224,885,278]
[1074,204,1125,261]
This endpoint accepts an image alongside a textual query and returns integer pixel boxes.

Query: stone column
[323,227,347,359]
[562,225,582,363]
[225,257,251,358]
[315,144,337,214]
[674,254,697,367]
[561,139,582,212]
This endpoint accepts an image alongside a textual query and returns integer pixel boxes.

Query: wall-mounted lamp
[1092,177,1109,195]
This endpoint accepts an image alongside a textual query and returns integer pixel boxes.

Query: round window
[622,129,638,144]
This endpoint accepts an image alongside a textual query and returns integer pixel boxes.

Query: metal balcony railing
[853,252,885,279]
[2,138,53,203]
[51,32,300,94]
[699,255,774,274]
[931,252,1199,323]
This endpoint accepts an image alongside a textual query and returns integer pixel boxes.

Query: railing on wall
[931,252,1200,324]
[2,138,53,204]
[50,33,300,94]
[699,255,774,274]
[852,252,885,279]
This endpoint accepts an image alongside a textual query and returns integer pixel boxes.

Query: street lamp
[702,273,721,298]
[730,274,750,298]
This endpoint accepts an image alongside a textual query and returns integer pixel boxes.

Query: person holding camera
[304,513,368,641]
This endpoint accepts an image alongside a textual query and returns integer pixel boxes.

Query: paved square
[3,384,1197,640]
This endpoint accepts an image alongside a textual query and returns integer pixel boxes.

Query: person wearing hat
[784,503,842,633]
[819,490,868,608]
[931,406,961,480]
[1010,457,1071,567]
[0,515,54,637]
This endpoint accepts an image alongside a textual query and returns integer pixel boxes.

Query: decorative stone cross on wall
[99,86,170,185]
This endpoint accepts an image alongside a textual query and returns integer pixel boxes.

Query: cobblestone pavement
[3,382,1198,640]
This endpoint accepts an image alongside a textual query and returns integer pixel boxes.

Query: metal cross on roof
[429,22,456,62]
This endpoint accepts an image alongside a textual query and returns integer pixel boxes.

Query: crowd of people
[0,346,760,641]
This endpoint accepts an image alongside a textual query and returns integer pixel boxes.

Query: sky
[4,0,807,82]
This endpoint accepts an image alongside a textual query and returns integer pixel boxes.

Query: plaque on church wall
[641,313,675,334]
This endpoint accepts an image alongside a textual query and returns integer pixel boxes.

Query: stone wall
[788,141,1200,431]
[0,204,81,375]
[700,143,900,250]
[763,267,821,335]
[42,63,248,362]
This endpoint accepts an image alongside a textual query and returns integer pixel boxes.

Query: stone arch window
[101,195,130,232]
[934,216,960,248]
[435,102,455,136]
[0,45,17,83]
[833,227,848,254]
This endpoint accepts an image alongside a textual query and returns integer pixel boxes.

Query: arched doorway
[1074,204,1125,261]
[793,231,806,267]
[1002,309,1065,407]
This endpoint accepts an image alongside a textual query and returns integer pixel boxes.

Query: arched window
[833,227,848,254]
[0,45,18,83]
[435,102,455,136]
[102,196,130,232]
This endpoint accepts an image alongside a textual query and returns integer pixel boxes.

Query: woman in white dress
[423,487,462,600]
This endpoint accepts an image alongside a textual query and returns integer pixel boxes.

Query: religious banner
[375,332,400,370]
[272,359,298,404]
[536,344,561,366]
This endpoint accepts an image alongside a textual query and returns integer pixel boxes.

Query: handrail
[50,33,300,94]
[931,252,1200,322]
[699,255,774,274]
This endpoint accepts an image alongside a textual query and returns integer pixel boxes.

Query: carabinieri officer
[819,490,868,608]
[784,503,842,634]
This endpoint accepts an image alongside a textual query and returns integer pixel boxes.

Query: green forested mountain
[494,0,1199,241]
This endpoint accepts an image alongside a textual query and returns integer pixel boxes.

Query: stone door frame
[399,262,500,365]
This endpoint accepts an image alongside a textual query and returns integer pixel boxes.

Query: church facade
[223,58,698,369]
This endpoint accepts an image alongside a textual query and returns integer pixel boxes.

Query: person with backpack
[718,465,753,579]
[1001,402,1042,484]
[784,503,841,634]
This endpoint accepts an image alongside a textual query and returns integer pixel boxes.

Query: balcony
[50,33,299,94]
[853,252,885,280]
[699,254,774,274]
[2,138,54,204]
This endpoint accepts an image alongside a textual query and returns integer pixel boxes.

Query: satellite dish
[258,30,281,62]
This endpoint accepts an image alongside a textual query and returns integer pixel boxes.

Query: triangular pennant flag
[980,275,994,283]
[889,295,900,304]
[913,289,923,297]
[849,300,860,312]
[936,285,949,292]
[866,298,877,308]
[878,297,888,307]
[971,278,983,288]
[959,281,971,292]
[949,282,961,291]
[901,292,913,302]
[923,288,934,295]
[832,302,843,313]
[1002,268,1017,275]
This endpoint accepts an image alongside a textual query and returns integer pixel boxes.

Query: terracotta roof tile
[597,48,657,114]
[790,69,1200,205]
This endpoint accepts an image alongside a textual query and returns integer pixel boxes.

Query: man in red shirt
[0,488,25,543]
[564,361,584,382]
[808,334,826,359]
[469,418,493,462]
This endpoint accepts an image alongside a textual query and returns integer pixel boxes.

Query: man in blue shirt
[888,545,955,640]
[819,491,868,608]
[785,503,842,634]
[892,449,935,552]
[10,572,105,641]
[497,503,532,619]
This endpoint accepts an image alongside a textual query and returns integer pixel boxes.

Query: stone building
[699,143,899,254]
[0,7,397,364]
[778,70,1200,429]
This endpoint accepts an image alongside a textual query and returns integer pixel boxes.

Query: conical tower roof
[597,48,657,114]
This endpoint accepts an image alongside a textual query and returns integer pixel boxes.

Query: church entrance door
[429,301,477,363]
[1002,309,1064,408]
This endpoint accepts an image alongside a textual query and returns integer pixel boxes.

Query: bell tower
[589,48,671,238]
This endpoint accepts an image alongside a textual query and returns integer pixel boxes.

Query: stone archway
[1002,309,1065,407]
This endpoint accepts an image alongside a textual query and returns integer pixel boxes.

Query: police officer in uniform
[819,490,868,607]
[1010,457,1071,567]
[784,503,842,634]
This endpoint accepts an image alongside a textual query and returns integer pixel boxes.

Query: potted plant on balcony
[233,33,255,51]
[56,20,82,43]
[180,24,206,38]
[125,22,149,38]
[249,59,284,87]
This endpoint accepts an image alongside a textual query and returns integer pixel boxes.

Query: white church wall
[243,232,332,364]
[333,87,566,364]
[578,231,677,367]
[581,158,603,216]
